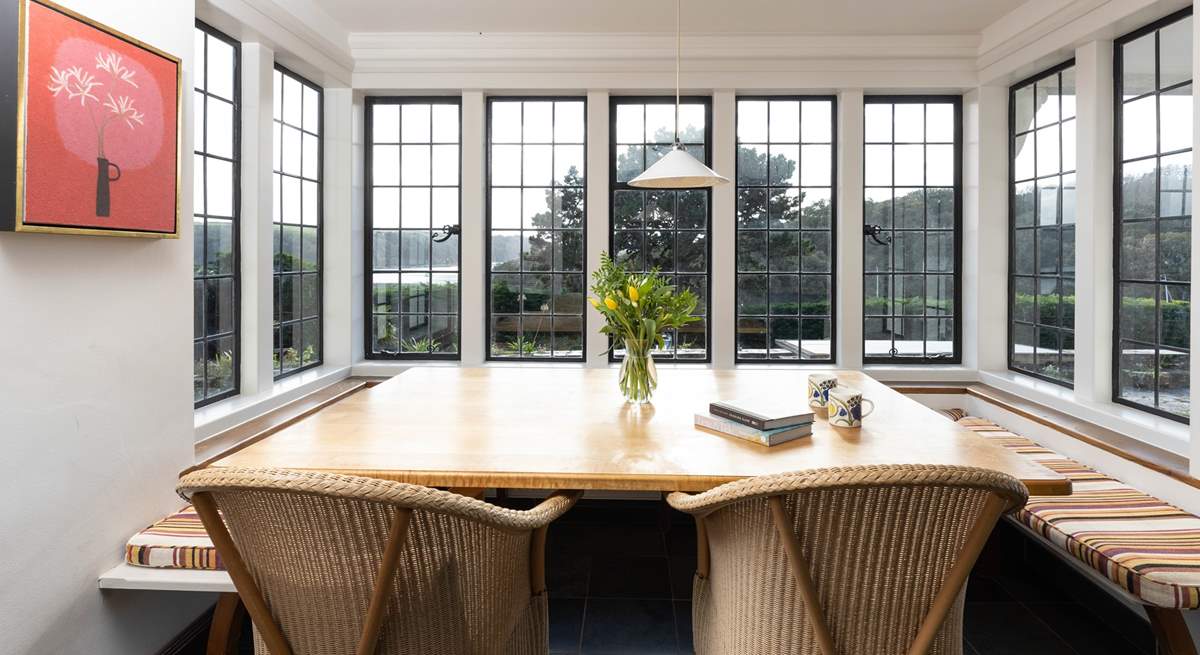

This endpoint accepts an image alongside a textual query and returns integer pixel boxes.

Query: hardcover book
[708,399,815,431]
[694,413,812,447]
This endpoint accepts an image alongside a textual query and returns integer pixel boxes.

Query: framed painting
[0,0,181,237]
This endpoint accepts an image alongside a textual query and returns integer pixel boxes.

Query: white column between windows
[836,90,864,369]
[322,87,354,370]
[963,86,1008,372]
[1073,40,1115,406]
[460,91,487,366]
[240,42,275,395]
[711,90,736,369]
[586,91,611,368]
[1191,3,1200,475]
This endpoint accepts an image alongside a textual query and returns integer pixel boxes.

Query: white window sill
[863,365,978,383]
[194,364,352,443]
[978,369,1189,456]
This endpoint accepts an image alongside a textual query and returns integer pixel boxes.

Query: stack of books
[695,399,815,447]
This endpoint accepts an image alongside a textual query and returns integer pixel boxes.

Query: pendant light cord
[674,0,681,148]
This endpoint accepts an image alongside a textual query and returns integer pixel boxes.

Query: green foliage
[589,252,699,352]
[401,337,442,353]
[194,350,234,398]
[503,336,541,355]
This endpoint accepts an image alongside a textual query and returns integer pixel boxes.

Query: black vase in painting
[95,157,122,217]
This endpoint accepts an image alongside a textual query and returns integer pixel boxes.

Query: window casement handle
[864,224,891,246]
[432,224,461,243]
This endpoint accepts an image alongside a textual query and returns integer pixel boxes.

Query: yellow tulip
[589,297,600,309]
[604,297,618,310]
[627,286,639,302]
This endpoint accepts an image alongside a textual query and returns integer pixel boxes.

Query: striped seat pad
[945,412,1200,609]
[125,505,223,570]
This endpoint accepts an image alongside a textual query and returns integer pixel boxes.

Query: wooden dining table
[209,368,1070,496]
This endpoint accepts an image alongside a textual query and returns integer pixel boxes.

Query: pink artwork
[4,0,181,237]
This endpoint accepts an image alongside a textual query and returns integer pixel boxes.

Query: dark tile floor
[537,498,1156,655]
[227,498,1158,655]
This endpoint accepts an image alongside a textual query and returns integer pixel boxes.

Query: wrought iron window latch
[864,224,891,246]
[432,225,461,243]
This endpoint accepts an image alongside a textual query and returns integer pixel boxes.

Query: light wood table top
[210,368,1070,496]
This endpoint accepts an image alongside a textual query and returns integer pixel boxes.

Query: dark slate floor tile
[581,598,678,654]
[667,556,697,600]
[663,521,697,559]
[589,555,673,599]
[548,552,591,598]
[964,602,1077,655]
[564,500,666,526]
[1024,603,1153,655]
[551,523,667,558]
[674,601,693,654]
[965,574,1019,603]
[549,598,585,654]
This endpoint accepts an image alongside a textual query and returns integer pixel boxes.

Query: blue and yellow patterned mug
[826,387,875,428]
[807,373,838,409]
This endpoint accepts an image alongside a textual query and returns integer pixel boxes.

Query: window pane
[488,99,586,360]
[736,98,834,361]
[273,67,323,377]
[368,101,460,359]
[193,25,241,405]
[1114,11,1192,420]
[1009,64,1076,386]
[865,99,959,363]
[611,98,710,361]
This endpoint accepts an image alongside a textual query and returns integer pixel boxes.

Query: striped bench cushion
[125,505,223,570]
[946,412,1200,609]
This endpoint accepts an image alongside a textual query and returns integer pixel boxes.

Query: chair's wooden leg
[1146,606,1197,655]
[530,524,549,594]
[206,593,245,655]
[695,516,710,579]
[193,492,294,655]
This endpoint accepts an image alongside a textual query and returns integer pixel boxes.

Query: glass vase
[619,337,658,404]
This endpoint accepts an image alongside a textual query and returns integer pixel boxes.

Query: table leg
[206,592,245,655]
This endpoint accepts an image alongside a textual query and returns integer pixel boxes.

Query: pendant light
[628,0,729,189]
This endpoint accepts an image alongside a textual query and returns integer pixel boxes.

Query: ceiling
[315,0,1027,35]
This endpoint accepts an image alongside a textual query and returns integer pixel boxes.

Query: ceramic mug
[807,373,838,409]
[826,387,875,428]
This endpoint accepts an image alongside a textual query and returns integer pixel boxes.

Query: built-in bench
[942,408,1200,655]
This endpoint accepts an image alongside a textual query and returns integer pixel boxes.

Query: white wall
[0,1,212,653]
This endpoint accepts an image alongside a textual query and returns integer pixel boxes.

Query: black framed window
[1114,8,1192,421]
[611,97,711,361]
[367,98,461,359]
[487,98,586,360]
[862,97,962,363]
[272,66,322,379]
[193,23,239,407]
[735,97,836,362]
[1010,62,1077,386]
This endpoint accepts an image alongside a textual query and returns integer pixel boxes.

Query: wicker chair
[177,467,581,655]
[667,464,1029,655]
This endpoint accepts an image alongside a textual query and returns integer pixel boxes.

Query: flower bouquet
[589,253,699,404]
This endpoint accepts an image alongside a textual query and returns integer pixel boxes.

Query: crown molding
[199,0,354,86]
[976,0,1189,85]
[349,32,980,72]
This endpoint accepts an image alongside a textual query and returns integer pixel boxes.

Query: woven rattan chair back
[178,467,580,655]
[667,464,1029,655]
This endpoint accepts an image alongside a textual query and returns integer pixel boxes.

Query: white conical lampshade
[628,145,730,189]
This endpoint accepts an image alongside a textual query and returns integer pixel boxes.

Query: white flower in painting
[47,65,101,106]
[103,94,145,129]
[95,51,138,87]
